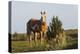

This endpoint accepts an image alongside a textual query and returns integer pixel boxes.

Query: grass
[11,40,48,52]
[11,36,78,53]
[63,37,78,49]
[11,29,78,53]
[12,41,29,52]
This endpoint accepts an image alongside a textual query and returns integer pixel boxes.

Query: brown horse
[26,11,47,46]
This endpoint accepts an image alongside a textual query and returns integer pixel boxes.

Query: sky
[11,1,78,33]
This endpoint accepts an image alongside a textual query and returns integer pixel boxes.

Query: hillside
[64,29,78,38]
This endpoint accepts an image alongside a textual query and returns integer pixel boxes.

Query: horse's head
[40,11,47,23]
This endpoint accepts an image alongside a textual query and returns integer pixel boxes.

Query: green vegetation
[47,16,67,49]
[11,40,49,52]
[11,32,78,52]
[11,32,27,41]
[47,16,63,38]
[64,29,78,49]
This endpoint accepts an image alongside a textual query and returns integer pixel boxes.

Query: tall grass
[11,29,78,52]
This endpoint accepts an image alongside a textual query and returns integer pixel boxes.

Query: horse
[26,11,47,46]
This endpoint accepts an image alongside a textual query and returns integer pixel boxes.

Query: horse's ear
[40,11,42,15]
[44,11,46,14]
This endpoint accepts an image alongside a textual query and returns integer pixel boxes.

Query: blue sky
[11,1,78,33]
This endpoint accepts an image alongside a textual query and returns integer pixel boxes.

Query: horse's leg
[33,32,35,46]
[30,31,34,47]
[28,34,30,46]
[43,31,47,45]
[40,31,43,45]
[35,32,38,46]
[29,34,31,47]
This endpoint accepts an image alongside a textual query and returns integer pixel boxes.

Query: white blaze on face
[41,15,46,22]
[43,15,46,22]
